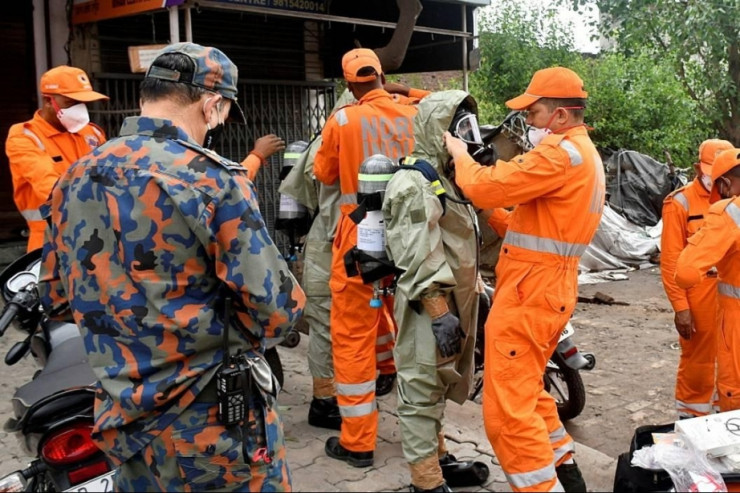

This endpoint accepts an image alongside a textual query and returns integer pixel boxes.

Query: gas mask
[203,98,225,150]
[51,99,90,134]
[450,108,497,165]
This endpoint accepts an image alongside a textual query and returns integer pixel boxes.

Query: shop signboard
[72,0,186,25]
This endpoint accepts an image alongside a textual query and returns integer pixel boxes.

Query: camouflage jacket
[38,116,305,464]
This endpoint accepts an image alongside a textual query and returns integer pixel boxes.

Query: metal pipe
[169,6,179,44]
[185,7,192,42]
[462,5,468,92]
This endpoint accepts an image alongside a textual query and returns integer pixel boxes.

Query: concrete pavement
[277,336,617,492]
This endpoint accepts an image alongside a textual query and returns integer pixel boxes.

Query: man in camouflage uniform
[39,42,305,492]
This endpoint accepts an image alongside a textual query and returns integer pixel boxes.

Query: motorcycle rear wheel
[544,352,586,421]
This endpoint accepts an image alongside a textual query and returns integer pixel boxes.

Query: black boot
[556,462,587,492]
[438,452,490,487]
[325,436,374,468]
[376,372,397,397]
[308,397,342,430]
[410,482,452,492]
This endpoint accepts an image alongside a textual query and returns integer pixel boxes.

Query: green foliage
[570,0,740,145]
[470,3,579,124]
[469,0,714,167]
[569,52,711,167]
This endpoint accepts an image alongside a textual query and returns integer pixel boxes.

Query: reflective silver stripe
[552,482,566,492]
[589,153,605,214]
[339,401,376,418]
[727,202,740,226]
[504,231,587,258]
[336,380,376,396]
[376,333,394,345]
[673,192,689,211]
[376,350,393,362]
[719,282,740,299]
[339,193,357,205]
[549,426,567,443]
[23,129,45,151]
[559,140,583,166]
[553,441,575,463]
[20,208,43,221]
[506,462,558,489]
[359,173,395,182]
[335,108,349,127]
[676,400,712,415]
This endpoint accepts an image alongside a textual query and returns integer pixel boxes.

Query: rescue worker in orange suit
[661,139,733,418]
[278,83,428,431]
[5,65,108,252]
[313,48,421,467]
[241,133,286,182]
[443,67,604,492]
[676,148,740,413]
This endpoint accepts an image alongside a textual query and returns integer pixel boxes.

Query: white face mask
[700,174,713,192]
[526,126,551,149]
[57,103,90,133]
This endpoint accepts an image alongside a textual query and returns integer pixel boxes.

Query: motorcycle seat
[11,336,97,431]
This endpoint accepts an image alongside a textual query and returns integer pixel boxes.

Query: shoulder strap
[175,139,246,172]
[394,157,447,214]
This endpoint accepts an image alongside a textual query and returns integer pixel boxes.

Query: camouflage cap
[146,42,246,123]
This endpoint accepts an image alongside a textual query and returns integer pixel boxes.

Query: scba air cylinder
[278,140,309,221]
[356,154,396,307]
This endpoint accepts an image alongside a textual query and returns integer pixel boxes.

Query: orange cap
[709,148,740,203]
[506,67,588,110]
[40,65,108,102]
[342,48,382,83]
[698,138,733,177]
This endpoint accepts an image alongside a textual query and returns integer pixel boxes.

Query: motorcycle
[470,287,596,422]
[0,249,115,492]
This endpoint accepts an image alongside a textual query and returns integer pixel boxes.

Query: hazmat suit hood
[410,89,478,176]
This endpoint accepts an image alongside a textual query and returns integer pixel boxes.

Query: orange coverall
[5,111,105,251]
[313,87,421,454]
[241,153,263,182]
[661,179,719,417]
[676,196,740,412]
[454,127,605,492]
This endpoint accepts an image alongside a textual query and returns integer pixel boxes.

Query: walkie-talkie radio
[216,297,249,425]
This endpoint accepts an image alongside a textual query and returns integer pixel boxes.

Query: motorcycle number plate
[63,470,115,492]
[559,322,574,340]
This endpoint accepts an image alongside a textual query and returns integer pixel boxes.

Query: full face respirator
[449,108,497,166]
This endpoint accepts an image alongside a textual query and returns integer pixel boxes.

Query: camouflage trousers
[114,394,291,492]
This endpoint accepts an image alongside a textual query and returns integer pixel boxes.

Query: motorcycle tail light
[68,459,110,485]
[561,346,578,360]
[0,472,26,492]
[40,423,100,466]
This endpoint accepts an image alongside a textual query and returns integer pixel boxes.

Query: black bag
[612,424,674,492]
[614,422,740,491]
